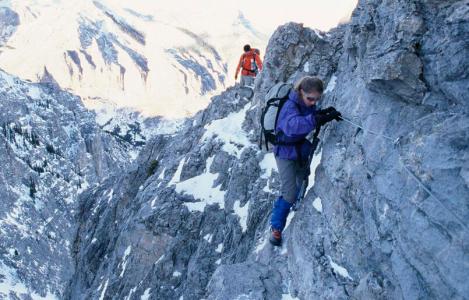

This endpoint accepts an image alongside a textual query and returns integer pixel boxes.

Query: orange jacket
[235,49,263,77]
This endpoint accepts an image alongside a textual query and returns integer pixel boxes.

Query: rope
[340,117,396,142]
[338,116,468,232]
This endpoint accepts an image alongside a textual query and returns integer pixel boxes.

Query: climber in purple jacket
[270,76,342,246]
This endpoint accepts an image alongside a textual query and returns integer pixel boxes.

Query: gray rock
[68,0,468,298]
[3,0,468,299]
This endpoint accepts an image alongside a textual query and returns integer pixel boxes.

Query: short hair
[294,76,324,94]
[243,44,251,52]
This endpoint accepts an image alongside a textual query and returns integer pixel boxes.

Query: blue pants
[270,197,292,231]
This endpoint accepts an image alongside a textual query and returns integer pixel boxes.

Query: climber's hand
[330,110,342,121]
[315,110,342,126]
[317,106,337,115]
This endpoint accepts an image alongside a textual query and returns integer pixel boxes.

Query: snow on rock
[201,103,252,158]
[119,245,132,277]
[259,152,277,193]
[284,211,295,230]
[259,152,276,179]
[233,200,249,232]
[0,69,129,298]
[328,256,353,280]
[203,234,213,243]
[140,288,151,300]
[98,279,109,300]
[312,197,322,213]
[215,243,223,253]
[173,271,182,277]
[281,294,300,300]
[0,261,58,300]
[305,150,322,195]
[324,74,337,94]
[169,157,186,185]
[175,156,226,212]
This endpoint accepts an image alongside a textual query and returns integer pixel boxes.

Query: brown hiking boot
[269,229,282,246]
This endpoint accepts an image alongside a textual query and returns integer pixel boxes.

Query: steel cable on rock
[337,116,468,232]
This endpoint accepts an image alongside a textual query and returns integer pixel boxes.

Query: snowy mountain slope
[0,6,18,46]
[0,69,130,299]
[0,0,267,120]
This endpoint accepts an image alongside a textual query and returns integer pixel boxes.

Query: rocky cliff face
[21,0,469,299]
[0,69,130,299]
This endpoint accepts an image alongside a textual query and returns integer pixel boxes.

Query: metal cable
[338,116,468,232]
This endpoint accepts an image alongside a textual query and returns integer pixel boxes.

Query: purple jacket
[273,90,317,160]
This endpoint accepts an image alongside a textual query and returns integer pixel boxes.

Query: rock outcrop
[4,0,467,299]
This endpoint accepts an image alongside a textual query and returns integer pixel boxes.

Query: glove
[330,110,342,121]
[317,106,337,115]
[315,110,342,127]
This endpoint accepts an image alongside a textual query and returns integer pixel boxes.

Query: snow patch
[259,152,276,179]
[282,294,300,300]
[106,189,114,203]
[313,28,325,39]
[380,203,389,221]
[284,211,295,230]
[150,196,157,208]
[215,243,223,253]
[303,62,310,72]
[201,103,252,158]
[125,286,137,300]
[0,261,58,299]
[169,157,186,185]
[203,234,213,243]
[119,245,132,277]
[99,279,109,300]
[280,246,288,255]
[141,288,151,300]
[313,197,323,213]
[172,271,181,277]
[305,150,322,195]
[27,86,42,99]
[328,256,353,280]
[158,167,166,180]
[324,75,337,94]
[233,200,249,232]
[260,152,277,193]
[254,230,269,255]
[176,156,226,212]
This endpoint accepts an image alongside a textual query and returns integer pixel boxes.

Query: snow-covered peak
[0,0,267,119]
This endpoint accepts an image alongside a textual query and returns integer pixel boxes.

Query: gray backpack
[259,82,297,150]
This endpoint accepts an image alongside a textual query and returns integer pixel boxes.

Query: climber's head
[243,44,251,52]
[294,76,324,107]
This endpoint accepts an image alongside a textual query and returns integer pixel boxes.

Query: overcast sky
[115,0,359,35]
[238,0,358,32]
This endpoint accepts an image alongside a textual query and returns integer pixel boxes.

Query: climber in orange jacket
[235,44,263,87]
